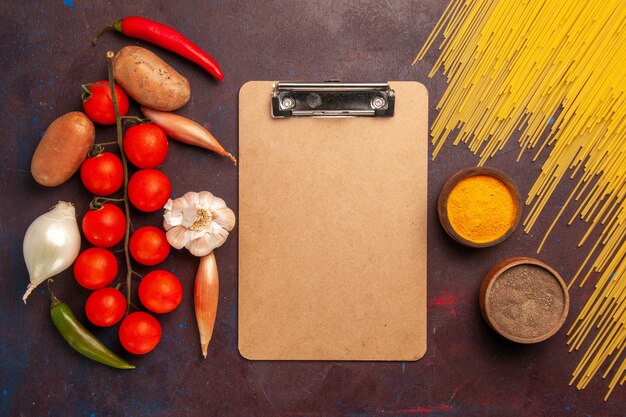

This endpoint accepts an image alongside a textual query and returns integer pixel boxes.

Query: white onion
[22,201,81,303]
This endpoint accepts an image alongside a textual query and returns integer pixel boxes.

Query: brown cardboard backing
[238,81,428,360]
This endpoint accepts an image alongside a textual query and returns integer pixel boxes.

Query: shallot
[141,107,236,165]
[195,252,220,358]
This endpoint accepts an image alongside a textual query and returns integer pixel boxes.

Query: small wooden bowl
[479,257,569,344]
[438,167,521,248]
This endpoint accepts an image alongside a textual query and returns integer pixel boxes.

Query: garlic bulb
[163,191,236,257]
[23,201,81,303]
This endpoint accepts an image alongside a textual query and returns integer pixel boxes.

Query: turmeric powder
[446,175,517,244]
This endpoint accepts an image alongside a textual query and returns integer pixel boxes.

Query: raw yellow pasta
[414,0,626,400]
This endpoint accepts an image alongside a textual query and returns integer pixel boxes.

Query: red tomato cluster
[123,124,168,169]
[74,248,118,289]
[82,203,126,248]
[123,122,171,213]
[82,80,129,125]
[130,226,170,266]
[80,152,124,196]
[119,312,162,355]
[76,82,180,355]
[86,288,126,327]
[138,270,183,314]
[128,169,171,212]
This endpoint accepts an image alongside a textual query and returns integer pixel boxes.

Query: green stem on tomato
[81,84,93,102]
[87,144,105,158]
[121,116,151,125]
[106,50,134,314]
[97,141,119,146]
[81,82,112,102]
[89,196,125,210]
[88,141,118,157]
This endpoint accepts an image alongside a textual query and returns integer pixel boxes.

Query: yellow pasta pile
[414,0,626,400]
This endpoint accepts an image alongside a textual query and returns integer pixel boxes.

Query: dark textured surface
[1,1,623,416]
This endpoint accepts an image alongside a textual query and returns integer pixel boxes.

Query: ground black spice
[488,264,566,339]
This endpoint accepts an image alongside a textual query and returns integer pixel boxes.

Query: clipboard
[238,81,428,361]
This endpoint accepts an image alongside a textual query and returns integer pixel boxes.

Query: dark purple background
[1,1,623,416]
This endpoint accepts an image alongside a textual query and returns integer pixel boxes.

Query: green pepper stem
[106,51,134,314]
[91,21,122,46]
[47,279,60,306]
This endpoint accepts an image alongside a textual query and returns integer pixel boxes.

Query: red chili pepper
[92,16,224,81]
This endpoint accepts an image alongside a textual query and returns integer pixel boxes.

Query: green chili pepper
[50,293,135,370]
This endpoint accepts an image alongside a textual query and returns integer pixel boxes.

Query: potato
[31,111,95,187]
[113,46,191,111]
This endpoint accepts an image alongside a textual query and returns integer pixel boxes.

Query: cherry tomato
[138,270,182,314]
[73,247,118,289]
[85,287,126,327]
[123,124,169,169]
[80,152,124,196]
[82,203,126,248]
[119,311,162,354]
[82,80,129,125]
[129,226,170,266]
[128,169,171,212]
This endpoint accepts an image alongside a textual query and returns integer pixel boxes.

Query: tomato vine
[105,50,135,313]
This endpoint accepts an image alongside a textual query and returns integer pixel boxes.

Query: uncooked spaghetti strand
[412,0,460,64]
[603,337,626,379]
[605,357,626,401]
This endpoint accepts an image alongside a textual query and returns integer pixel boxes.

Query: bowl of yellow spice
[438,167,521,248]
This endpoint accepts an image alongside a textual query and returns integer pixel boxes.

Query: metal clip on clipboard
[271,81,395,118]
